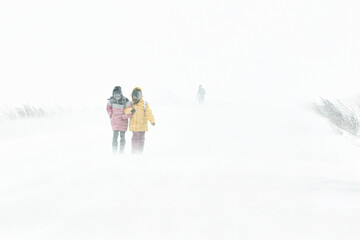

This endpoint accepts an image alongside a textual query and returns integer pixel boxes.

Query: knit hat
[113,86,122,96]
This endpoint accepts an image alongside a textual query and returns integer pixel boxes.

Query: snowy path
[1,103,360,239]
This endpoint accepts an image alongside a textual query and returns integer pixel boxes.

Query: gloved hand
[131,108,136,114]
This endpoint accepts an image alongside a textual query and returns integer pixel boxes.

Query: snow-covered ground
[1,102,360,239]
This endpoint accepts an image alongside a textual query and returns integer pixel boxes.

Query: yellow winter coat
[124,87,155,132]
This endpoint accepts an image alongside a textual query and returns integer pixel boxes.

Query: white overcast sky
[1,0,360,107]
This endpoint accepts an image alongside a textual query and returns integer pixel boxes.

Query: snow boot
[112,143,118,155]
[119,141,125,153]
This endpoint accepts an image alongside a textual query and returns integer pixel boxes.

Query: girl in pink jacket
[106,86,132,154]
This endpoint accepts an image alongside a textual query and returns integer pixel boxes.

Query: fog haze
[1,0,360,107]
[2,1,360,239]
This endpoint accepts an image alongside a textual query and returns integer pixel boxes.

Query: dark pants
[112,131,126,154]
[198,95,205,104]
[132,132,145,154]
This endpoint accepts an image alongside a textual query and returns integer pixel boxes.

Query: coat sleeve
[123,100,133,115]
[121,106,133,119]
[106,102,113,117]
[145,103,155,124]
[124,108,132,115]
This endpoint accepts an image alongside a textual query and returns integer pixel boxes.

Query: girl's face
[114,93,121,100]
[132,90,142,103]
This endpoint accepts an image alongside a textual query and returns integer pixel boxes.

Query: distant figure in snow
[196,84,206,104]
[106,86,132,154]
[124,87,155,154]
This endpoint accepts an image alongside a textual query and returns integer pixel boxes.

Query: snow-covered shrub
[0,104,68,121]
[15,104,48,118]
[313,98,359,136]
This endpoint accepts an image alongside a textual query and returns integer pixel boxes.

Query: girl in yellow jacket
[124,87,155,153]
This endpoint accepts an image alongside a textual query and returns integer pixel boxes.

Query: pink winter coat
[106,97,132,131]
